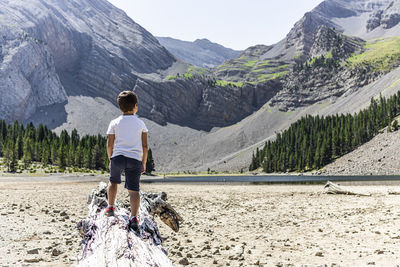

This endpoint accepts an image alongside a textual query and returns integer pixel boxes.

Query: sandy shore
[1,177,400,266]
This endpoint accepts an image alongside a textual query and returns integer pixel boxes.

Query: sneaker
[105,206,115,217]
[129,216,139,232]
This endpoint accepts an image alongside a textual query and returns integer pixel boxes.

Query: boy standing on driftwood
[105,91,148,231]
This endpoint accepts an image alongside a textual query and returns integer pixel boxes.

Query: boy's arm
[107,134,115,160]
[141,132,148,174]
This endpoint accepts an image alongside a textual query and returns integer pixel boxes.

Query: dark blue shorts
[109,155,142,191]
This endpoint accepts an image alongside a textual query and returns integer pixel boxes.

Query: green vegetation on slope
[346,37,400,71]
[167,58,290,87]
[215,80,244,87]
[249,92,400,172]
[166,66,207,80]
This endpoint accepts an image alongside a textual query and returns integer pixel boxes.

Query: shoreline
[2,173,400,186]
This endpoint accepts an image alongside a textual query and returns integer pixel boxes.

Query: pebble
[179,258,190,265]
[315,251,324,257]
[24,258,42,263]
[52,248,63,256]
[27,248,39,254]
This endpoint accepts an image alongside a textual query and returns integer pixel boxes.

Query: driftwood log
[324,181,371,196]
[76,182,183,266]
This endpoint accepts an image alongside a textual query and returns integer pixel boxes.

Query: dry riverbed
[1,178,400,266]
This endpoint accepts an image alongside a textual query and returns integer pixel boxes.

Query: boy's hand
[141,163,146,174]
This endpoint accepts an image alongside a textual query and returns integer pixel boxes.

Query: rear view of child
[105,90,148,232]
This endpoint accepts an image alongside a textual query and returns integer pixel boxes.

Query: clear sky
[107,0,324,50]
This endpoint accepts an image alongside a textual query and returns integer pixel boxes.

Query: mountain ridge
[156,36,241,68]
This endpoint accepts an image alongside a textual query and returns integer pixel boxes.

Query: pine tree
[249,152,257,171]
[4,139,17,172]
[16,135,23,160]
[41,140,50,167]
[83,147,93,169]
[57,144,67,169]
[74,145,83,168]
[22,137,33,168]
[68,145,75,167]
[50,140,58,164]
[92,144,104,170]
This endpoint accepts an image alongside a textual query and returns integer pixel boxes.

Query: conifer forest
[250,92,400,173]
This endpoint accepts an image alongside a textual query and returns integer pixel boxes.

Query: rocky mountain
[156,37,241,68]
[159,0,400,171]
[0,0,177,121]
[2,0,400,172]
[0,0,274,132]
[0,26,67,122]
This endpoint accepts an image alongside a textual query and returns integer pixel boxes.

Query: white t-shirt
[106,115,148,161]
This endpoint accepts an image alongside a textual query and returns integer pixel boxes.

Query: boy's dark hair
[117,91,137,112]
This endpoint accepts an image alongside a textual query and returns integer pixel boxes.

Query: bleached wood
[324,181,371,196]
[76,182,183,267]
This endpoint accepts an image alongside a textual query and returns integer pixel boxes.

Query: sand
[1,177,400,266]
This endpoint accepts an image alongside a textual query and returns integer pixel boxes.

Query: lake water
[2,174,400,184]
[141,175,400,184]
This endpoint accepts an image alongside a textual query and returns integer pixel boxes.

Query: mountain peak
[194,38,211,43]
[157,37,241,68]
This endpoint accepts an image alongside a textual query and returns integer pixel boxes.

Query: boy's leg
[106,155,124,216]
[108,181,118,205]
[125,158,142,230]
[128,190,140,217]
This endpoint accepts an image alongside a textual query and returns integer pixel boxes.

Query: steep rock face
[0,0,177,121]
[309,26,365,58]
[367,1,400,31]
[284,12,337,60]
[156,37,241,68]
[312,0,357,18]
[133,78,281,130]
[0,26,67,121]
[270,27,368,110]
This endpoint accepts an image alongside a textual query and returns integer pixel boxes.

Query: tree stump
[76,182,183,266]
[324,181,371,196]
